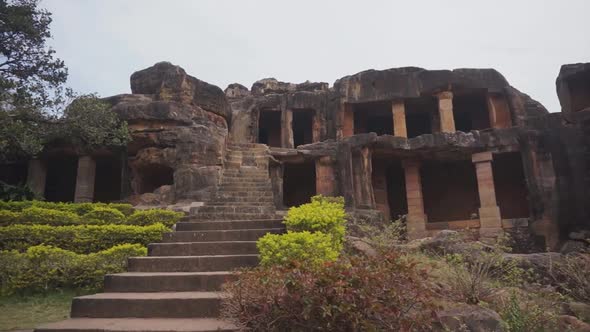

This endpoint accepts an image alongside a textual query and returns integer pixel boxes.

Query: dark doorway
[0,163,27,186]
[137,164,174,194]
[258,110,281,147]
[371,156,408,220]
[44,156,78,202]
[421,160,480,223]
[293,110,314,147]
[405,97,436,138]
[94,156,122,202]
[492,152,530,219]
[453,92,490,132]
[283,162,316,207]
[353,101,393,136]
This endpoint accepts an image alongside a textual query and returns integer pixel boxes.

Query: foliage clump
[222,251,436,331]
[257,231,339,268]
[126,209,184,228]
[83,207,125,225]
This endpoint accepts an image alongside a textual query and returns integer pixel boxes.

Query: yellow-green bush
[83,207,125,224]
[0,223,167,253]
[18,207,81,226]
[257,231,340,268]
[126,209,184,228]
[0,210,19,226]
[0,244,146,295]
[283,195,346,246]
[0,200,135,217]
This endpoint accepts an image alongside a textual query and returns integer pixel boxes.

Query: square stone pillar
[281,109,294,148]
[312,111,321,143]
[338,103,354,139]
[392,100,407,138]
[437,91,456,133]
[472,152,502,239]
[26,159,47,198]
[352,147,375,209]
[74,156,96,203]
[402,160,427,239]
[315,156,335,196]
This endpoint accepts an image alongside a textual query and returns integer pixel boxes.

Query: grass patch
[0,291,78,331]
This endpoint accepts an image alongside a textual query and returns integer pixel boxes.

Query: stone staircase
[36,143,283,332]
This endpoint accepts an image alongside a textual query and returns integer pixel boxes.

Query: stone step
[193,206,275,214]
[176,220,283,231]
[162,228,283,242]
[218,184,272,190]
[104,272,233,292]
[208,196,274,203]
[189,213,279,220]
[70,292,225,318]
[35,318,238,332]
[213,190,273,196]
[148,241,258,256]
[127,255,259,272]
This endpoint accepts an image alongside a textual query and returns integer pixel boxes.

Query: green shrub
[257,231,340,268]
[0,223,167,253]
[222,251,436,331]
[126,209,183,228]
[18,207,81,226]
[0,244,146,295]
[83,207,125,224]
[0,210,19,226]
[551,253,590,302]
[106,203,135,217]
[283,195,346,245]
[0,200,33,212]
[0,200,135,217]
[500,291,557,332]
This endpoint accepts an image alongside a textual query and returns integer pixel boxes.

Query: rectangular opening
[258,110,281,147]
[283,161,316,207]
[568,72,590,112]
[293,109,314,147]
[453,91,490,132]
[94,156,122,202]
[353,101,392,135]
[44,156,78,202]
[421,160,480,223]
[493,152,530,219]
[405,97,436,138]
[371,156,408,220]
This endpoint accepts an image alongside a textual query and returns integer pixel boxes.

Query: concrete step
[176,220,283,231]
[189,213,279,220]
[70,292,225,318]
[35,318,238,332]
[148,241,258,256]
[127,255,259,272]
[104,272,233,292]
[162,228,283,242]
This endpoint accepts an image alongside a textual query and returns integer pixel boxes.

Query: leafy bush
[551,253,590,302]
[499,291,557,332]
[18,207,81,226]
[0,182,36,201]
[106,203,135,217]
[83,207,125,224]
[126,209,184,228]
[222,252,436,331]
[0,200,135,217]
[257,231,340,268]
[283,195,346,246]
[0,244,146,295]
[0,223,167,253]
[0,210,19,226]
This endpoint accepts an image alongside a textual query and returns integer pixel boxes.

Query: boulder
[557,315,590,331]
[567,302,590,323]
[345,236,377,258]
[224,83,250,99]
[435,304,504,332]
[561,240,590,254]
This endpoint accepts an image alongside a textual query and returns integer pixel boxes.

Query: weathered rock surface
[434,304,504,332]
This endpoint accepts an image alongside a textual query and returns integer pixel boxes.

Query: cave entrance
[421,160,480,223]
[283,161,316,207]
[44,156,78,202]
[453,91,491,132]
[258,110,281,147]
[405,97,436,138]
[0,163,27,186]
[567,71,590,112]
[137,164,174,194]
[353,101,393,136]
[293,109,314,147]
[372,156,408,220]
[492,152,530,219]
[93,156,123,202]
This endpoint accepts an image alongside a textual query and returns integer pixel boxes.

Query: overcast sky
[43,0,589,113]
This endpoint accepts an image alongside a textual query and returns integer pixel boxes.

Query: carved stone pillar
[472,152,502,240]
[281,109,294,148]
[352,147,375,209]
[26,159,47,198]
[437,91,456,133]
[74,156,96,203]
[315,156,336,196]
[339,103,354,139]
[392,100,407,138]
[402,160,427,239]
[312,111,321,143]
